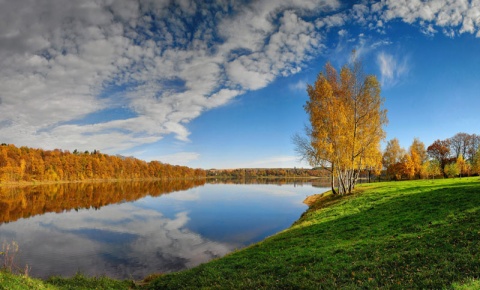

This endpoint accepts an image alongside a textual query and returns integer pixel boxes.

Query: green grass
[0,271,57,289]
[3,177,480,289]
[0,272,134,290]
[145,177,480,289]
[45,273,135,290]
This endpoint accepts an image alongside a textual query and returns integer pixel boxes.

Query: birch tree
[295,55,387,195]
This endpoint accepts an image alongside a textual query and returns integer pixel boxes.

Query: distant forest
[0,144,205,183]
[0,143,337,184]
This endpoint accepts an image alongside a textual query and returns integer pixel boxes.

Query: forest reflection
[0,179,206,224]
[206,177,330,187]
[0,178,331,225]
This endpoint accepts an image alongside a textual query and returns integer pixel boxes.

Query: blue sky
[1,1,479,169]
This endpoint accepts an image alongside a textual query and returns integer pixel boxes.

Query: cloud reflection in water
[0,181,325,279]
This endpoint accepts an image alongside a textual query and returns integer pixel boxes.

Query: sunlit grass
[0,271,57,290]
[0,271,135,290]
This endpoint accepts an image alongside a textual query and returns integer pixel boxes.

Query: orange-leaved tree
[294,54,387,195]
[409,138,427,178]
[382,138,405,180]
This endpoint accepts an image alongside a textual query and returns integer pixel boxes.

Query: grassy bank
[3,177,480,289]
[0,272,134,290]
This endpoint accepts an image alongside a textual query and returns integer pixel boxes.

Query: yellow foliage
[409,138,426,178]
[400,153,415,179]
[304,56,387,194]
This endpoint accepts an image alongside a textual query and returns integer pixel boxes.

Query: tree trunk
[330,171,337,195]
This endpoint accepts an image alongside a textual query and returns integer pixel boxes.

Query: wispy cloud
[376,51,409,88]
[288,80,307,92]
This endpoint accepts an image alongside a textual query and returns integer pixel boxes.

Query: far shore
[0,175,329,188]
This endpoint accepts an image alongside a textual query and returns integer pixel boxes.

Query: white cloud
[421,23,438,36]
[226,58,274,90]
[378,0,480,37]
[289,80,308,92]
[376,51,410,88]
[1,0,477,161]
[0,0,341,155]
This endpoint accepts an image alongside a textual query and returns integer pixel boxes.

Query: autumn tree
[456,154,470,177]
[399,153,415,179]
[444,162,459,178]
[422,159,441,179]
[294,55,387,195]
[472,147,480,175]
[409,138,427,178]
[382,138,405,180]
[427,139,451,177]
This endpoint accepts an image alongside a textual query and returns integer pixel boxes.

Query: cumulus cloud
[0,0,341,154]
[376,0,480,38]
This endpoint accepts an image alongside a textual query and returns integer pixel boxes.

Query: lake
[0,179,328,280]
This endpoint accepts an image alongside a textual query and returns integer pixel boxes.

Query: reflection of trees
[206,177,330,186]
[207,168,329,179]
[0,179,205,224]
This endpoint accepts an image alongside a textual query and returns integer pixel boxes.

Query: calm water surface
[0,179,328,279]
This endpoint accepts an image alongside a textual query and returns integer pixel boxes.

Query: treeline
[383,132,480,180]
[0,179,205,224]
[0,144,206,183]
[206,168,330,179]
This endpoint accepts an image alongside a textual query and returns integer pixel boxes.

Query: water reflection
[206,177,330,187]
[0,179,205,224]
[0,180,327,279]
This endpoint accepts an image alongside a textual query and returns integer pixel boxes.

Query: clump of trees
[294,54,388,195]
[382,133,480,180]
[0,144,206,183]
